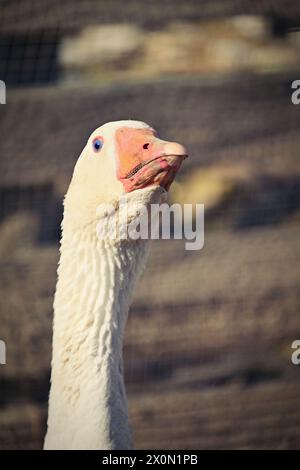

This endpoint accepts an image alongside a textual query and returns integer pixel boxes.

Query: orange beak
[115,127,188,192]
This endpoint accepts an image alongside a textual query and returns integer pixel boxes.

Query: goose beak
[131,141,187,192]
[116,127,188,193]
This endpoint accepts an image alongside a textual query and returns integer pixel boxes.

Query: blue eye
[93,137,103,152]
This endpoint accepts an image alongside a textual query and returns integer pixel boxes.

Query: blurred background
[0,0,300,450]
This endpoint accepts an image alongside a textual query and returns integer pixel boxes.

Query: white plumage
[44,120,187,449]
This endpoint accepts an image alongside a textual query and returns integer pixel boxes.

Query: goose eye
[93,138,103,152]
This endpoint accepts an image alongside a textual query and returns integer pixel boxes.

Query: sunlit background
[0,0,300,449]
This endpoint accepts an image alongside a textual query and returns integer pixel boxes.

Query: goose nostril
[143,143,150,149]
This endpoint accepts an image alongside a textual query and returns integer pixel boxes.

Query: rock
[59,17,300,81]
[59,24,143,69]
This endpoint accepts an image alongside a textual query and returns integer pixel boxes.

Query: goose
[44,120,187,450]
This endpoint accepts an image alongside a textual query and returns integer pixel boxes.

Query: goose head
[64,120,187,227]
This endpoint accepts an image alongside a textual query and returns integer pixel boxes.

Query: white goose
[44,120,187,450]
